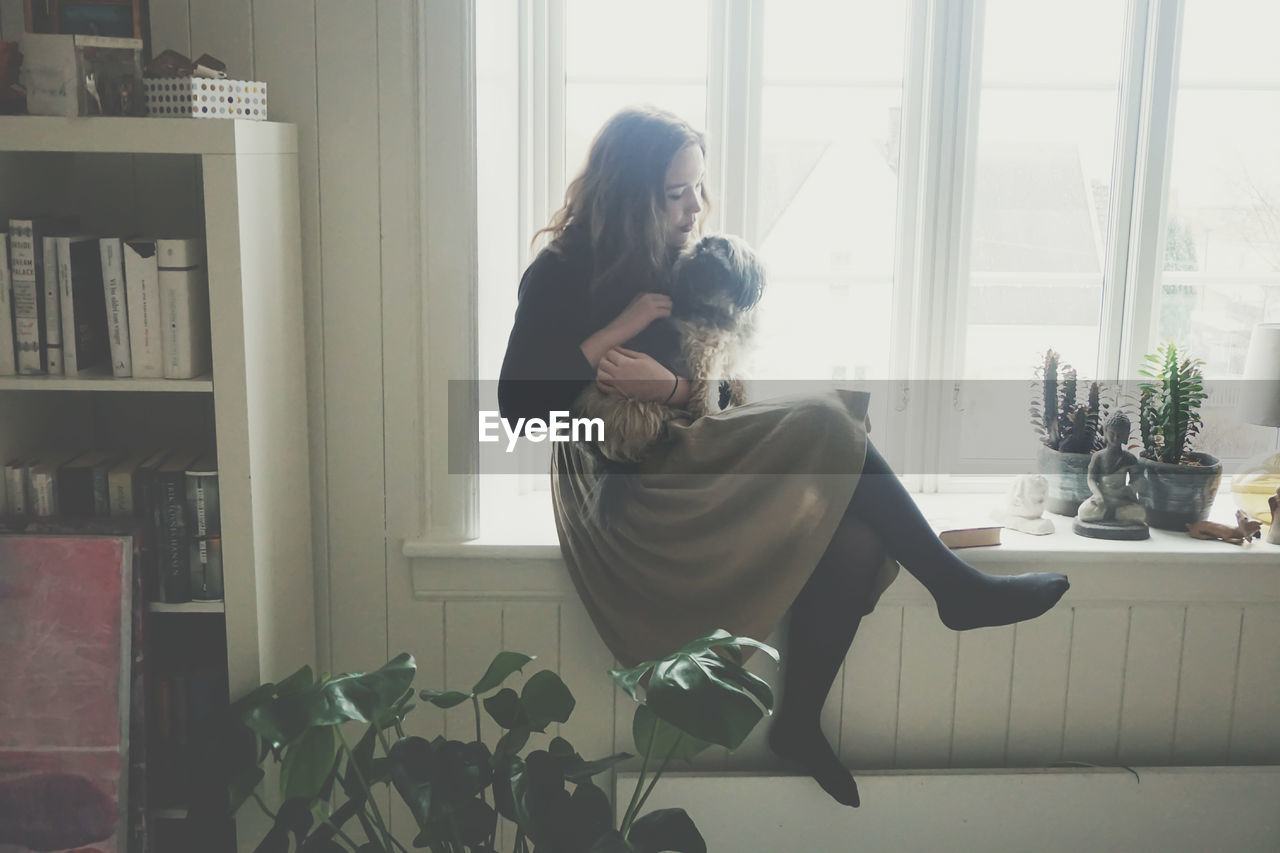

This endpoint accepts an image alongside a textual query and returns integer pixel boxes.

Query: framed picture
[23,0,150,58]
[0,534,134,853]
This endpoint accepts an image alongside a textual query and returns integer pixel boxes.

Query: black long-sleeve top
[498,232,682,427]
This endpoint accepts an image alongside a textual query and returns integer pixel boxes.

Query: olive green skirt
[552,389,900,667]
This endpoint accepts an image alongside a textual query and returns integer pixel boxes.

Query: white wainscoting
[402,525,1280,849]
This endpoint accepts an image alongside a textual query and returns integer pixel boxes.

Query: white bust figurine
[991,473,1055,535]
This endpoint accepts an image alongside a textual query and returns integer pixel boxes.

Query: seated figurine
[1077,412,1146,525]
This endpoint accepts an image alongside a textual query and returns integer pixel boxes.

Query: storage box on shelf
[0,117,314,852]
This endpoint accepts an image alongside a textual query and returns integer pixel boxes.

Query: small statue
[1074,412,1149,540]
[991,473,1054,535]
[1187,511,1262,546]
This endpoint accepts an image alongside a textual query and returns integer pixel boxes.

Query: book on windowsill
[929,518,1003,549]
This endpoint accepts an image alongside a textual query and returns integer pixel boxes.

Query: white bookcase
[0,116,315,849]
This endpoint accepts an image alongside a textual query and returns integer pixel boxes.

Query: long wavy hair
[535,106,712,305]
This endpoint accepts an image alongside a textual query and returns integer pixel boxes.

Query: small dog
[574,233,766,463]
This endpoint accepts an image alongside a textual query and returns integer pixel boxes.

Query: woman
[498,106,1069,808]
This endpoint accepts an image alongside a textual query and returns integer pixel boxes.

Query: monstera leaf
[611,630,777,750]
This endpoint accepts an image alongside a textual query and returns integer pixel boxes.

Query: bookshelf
[0,116,316,850]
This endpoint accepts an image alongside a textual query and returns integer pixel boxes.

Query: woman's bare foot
[767,715,860,807]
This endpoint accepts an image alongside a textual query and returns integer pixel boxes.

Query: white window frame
[409,0,1206,543]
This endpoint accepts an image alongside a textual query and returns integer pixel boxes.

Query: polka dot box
[143,77,268,120]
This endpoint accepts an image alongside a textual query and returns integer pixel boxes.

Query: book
[57,235,110,376]
[184,454,222,601]
[28,449,82,518]
[123,238,162,378]
[930,518,1003,549]
[58,450,119,518]
[3,456,27,516]
[157,239,209,379]
[9,216,78,374]
[108,449,159,518]
[0,232,13,375]
[99,237,133,377]
[42,236,63,374]
[154,450,200,602]
[130,449,169,601]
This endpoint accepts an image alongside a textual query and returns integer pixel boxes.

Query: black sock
[847,443,1069,630]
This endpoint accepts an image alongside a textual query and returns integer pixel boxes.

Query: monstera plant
[198,629,776,853]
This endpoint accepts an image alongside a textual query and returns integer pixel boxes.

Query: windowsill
[403,490,1280,602]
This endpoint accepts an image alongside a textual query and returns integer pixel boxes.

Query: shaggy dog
[574,233,766,464]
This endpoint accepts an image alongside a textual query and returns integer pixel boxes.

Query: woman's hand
[580,292,672,367]
[609,292,672,342]
[596,347,678,401]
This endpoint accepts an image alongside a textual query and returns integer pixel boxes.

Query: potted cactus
[1032,349,1108,515]
[1135,342,1222,530]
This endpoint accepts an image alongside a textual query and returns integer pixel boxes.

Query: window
[469,0,1276,536]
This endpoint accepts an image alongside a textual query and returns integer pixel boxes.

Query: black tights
[769,441,1069,807]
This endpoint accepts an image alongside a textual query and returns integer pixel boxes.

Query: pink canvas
[0,535,131,853]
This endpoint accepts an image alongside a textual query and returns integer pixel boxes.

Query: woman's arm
[579,292,672,367]
[596,347,692,406]
[497,254,597,425]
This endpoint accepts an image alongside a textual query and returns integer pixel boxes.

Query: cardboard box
[143,77,267,120]
[19,33,144,117]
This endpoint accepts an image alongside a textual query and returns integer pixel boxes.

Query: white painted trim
[420,0,480,540]
[619,766,1280,852]
[1118,0,1184,377]
[0,116,296,155]
[1098,0,1151,380]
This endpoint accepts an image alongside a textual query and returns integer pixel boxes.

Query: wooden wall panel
[1062,607,1129,765]
[1117,605,1184,764]
[1174,606,1243,764]
[841,606,903,769]
[189,0,253,79]
[894,607,957,768]
[442,602,503,743]
[252,0,328,673]
[1230,606,1280,764]
[314,0,386,673]
[148,0,192,57]
[1006,607,1072,767]
[951,624,1015,767]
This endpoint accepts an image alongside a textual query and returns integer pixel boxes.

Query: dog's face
[670,234,765,329]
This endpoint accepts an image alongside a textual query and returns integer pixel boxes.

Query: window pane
[961,0,1126,382]
[564,0,708,177]
[950,0,1126,472]
[1154,2,1280,380]
[751,0,910,382]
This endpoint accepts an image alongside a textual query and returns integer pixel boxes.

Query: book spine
[186,472,222,600]
[56,237,78,375]
[100,238,132,377]
[9,221,44,374]
[136,465,159,600]
[0,233,15,375]
[158,241,209,379]
[155,470,190,602]
[123,240,162,378]
[4,460,25,516]
[92,463,111,516]
[42,236,62,375]
[109,467,134,516]
[32,470,57,518]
